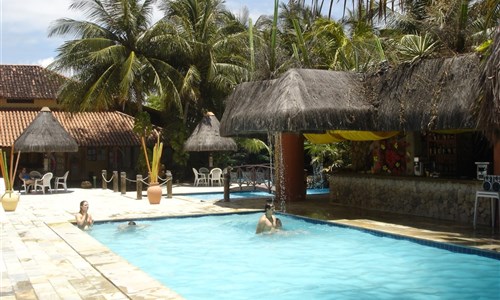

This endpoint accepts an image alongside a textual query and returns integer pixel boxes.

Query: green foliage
[304,141,351,173]
[48,0,182,112]
[133,111,152,137]
[397,33,439,62]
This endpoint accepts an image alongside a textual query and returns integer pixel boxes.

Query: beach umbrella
[184,112,237,167]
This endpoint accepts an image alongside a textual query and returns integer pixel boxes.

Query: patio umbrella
[14,107,78,170]
[184,112,237,167]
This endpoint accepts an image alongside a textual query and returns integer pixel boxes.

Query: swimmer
[76,200,93,230]
[118,221,149,231]
[256,203,280,234]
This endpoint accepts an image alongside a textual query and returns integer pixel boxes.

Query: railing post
[224,169,231,202]
[113,171,118,192]
[102,170,107,190]
[136,174,142,200]
[120,172,126,195]
[166,171,173,198]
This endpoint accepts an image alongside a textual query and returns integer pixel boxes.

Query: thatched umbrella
[220,68,373,136]
[14,107,78,170]
[184,112,237,167]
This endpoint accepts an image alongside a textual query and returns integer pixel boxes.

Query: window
[87,148,97,161]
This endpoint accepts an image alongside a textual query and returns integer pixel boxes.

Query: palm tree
[48,0,182,113]
[158,0,248,121]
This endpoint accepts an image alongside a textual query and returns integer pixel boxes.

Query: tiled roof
[0,109,141,147]
[0,65,65,99]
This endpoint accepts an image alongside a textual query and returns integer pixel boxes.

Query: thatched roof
[220,69,373,136]
[220,54,484,137]
[14,107,78,152]
[367,54,481,131]
[184,112,237,152]
[476,26,500,143]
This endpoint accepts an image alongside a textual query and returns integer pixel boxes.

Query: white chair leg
[473,196,478,229]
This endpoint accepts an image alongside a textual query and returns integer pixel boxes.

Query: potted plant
[0,146,21,211]
[134,112,163,204]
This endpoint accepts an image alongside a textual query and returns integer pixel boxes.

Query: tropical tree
[158,0,249,121]
[48,0,182,113]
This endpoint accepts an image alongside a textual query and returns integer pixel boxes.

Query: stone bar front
[328,173,494,226]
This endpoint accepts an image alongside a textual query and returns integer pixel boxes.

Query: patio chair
[209,168,223,186]
[33,172,53,194]
[199,167,210,179]
[192,168,207,186]
[21,178,34,194]
[54,171,69,192]
[29,170,42,179]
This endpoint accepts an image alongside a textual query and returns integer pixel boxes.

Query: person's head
[276,218,283,228]
[128,221,137,226]
[264,203,275,213]
[79,200,89,213]
[21,167,27,173]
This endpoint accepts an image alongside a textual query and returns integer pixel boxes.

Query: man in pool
[256,202,280,234]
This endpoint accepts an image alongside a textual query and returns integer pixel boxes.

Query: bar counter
[328,173,492,226]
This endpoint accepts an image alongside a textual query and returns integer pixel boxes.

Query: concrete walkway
[1,185,499,299]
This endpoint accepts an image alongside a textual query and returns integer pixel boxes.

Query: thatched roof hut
[367,54,481,131]
[220,69,373,136]
[184,112,237,152]
[476,26,500,143]
[14,107,78,152]
[220,54,485,138]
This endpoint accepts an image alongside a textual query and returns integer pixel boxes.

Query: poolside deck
[1,184,499,299]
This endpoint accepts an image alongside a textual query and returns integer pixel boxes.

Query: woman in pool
[76,200,94,230]
[256,202,280,234]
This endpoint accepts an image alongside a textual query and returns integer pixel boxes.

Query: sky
[0,0,283,67]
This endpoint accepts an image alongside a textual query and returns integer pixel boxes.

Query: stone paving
[1,184,499,299]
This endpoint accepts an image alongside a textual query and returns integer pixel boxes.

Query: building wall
[329,173,490,225]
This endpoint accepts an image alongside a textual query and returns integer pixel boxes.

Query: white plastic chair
[192,168,207,186]
[209,168,223,186]
[21,178,34,194]
[55,171,69,192]
[199,167,210,179]
[33,172,53,194]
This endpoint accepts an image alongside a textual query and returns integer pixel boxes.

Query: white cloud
[2,0,83,32]
[37,57,54,67]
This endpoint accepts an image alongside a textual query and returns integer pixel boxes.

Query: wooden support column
[275,132,306,204]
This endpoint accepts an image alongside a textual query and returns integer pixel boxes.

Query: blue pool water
[89,213,500,300]
[181,188,329,201]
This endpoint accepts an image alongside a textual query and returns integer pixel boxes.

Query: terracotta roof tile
[0,109,141,147]
[0,65,65,99]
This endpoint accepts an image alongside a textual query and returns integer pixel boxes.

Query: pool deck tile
[1,184,499,299]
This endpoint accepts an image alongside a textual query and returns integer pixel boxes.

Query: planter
[1,190,20,211]
[147,183,162,204]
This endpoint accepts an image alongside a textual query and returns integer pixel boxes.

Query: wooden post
[120,172,126,195]
[113,171,118,192]
[102,170,107,190]
[136,174,142,200]
[224,169,231,202]
[166,171,173,198]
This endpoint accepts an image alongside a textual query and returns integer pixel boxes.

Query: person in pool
[76,200,94,230]
[256,202,280,234]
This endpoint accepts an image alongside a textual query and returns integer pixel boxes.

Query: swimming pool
[89,213,500,299]
[179,188,329,201]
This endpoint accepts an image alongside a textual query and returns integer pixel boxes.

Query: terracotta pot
[1,190,20,211]
[147,183,162,204]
